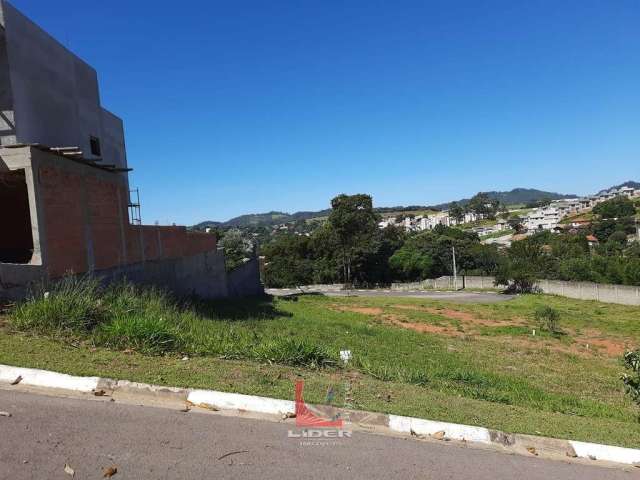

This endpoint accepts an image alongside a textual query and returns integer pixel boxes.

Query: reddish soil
[579,338,628,357]
[379,314,462,337]
[330,303,626,358]
[391,304,517,328]
[333,306,383,315]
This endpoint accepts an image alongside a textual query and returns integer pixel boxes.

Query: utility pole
[452,245,458,290]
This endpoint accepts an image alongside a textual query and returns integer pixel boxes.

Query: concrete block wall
[537,279,640,306]
[392,275,640,306]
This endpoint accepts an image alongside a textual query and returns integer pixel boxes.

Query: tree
[220,229,254,271]
[262,234,314,287]
[468,192,500,219]
[448,202,465,223]
[593,217,635,243]
[352,225,406,286]
[507,216,525,233]
[593,196,636,219]
[494,234,553,292]
[327,194,380,284]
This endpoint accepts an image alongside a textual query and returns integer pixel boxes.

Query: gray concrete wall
[392,276,640,306]
[0,1,127,170]
[0,263,45,300]
[100,250,230,300]
[536,279,640,306]
[391,277,457,290]
[227,257,264,297]
[1,250,265,301]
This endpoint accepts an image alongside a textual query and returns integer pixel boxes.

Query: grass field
[1,280,639,447]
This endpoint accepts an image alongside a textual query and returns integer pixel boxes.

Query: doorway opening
[0,169,34,263]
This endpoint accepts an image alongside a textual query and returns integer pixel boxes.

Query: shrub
[495,260,539,293]
[622,349,640,409]
[253,338,335,368]
[96,314,182,354]
[534,306,561,334]
[11,276,107,333]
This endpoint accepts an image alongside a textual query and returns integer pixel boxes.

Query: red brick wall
[38,163,217,279]
[86,176,125,271]
[40,166,88,276]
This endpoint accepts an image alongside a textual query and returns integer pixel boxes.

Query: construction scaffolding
[128,188,141,225]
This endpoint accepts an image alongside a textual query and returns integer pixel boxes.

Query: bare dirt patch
[331,303,627,357]
[391,304,516,328]
[491,334,627,358]
[333,306,383,315]
[378,314,463,337]
[579,338,628,357]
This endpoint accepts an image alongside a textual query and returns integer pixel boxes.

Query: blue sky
[12,0,640,225]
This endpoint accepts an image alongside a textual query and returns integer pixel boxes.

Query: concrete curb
[0,365,100,392]
[2,363,640,467]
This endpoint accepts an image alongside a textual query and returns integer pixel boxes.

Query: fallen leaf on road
[10,375,23,385]
[94,389,107,397]
[0,411,11,417]
[282,412,296,420]
[64,464,75,477]
[526,447,538,456]
[431,431,446,440]
[103,466,118,477]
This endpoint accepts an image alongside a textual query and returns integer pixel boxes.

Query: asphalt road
[0,389,633,480]
[267,288,515,304]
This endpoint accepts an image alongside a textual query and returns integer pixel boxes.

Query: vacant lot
[1,281,639,447]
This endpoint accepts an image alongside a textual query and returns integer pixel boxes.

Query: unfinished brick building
[0,1,261,299]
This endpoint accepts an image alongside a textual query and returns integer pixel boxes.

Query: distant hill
[597,180,640,195]
[194,187,578,230]
[432,188,575,210]
[194,209,332,230]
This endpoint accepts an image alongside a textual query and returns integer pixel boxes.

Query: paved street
[267,288,515,304]
[0,389,633,479]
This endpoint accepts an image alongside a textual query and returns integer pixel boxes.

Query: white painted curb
[388,414,492,444]
[2,363,640,466]
[188,389,295,415]
[569,440,640,466]
[0,365,99,393]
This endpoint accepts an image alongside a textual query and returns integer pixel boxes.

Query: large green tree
[262,234,314,288]
[327,194,380,284]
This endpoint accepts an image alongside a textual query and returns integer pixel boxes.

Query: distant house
[524,206,561,231]
[585,235,599,248]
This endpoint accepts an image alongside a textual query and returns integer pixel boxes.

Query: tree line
[258,193,640,289]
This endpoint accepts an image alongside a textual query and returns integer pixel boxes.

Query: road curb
[1,363,639,467]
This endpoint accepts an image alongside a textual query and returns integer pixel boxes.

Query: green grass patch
[3,279,640,448]
[479,325,532,336]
